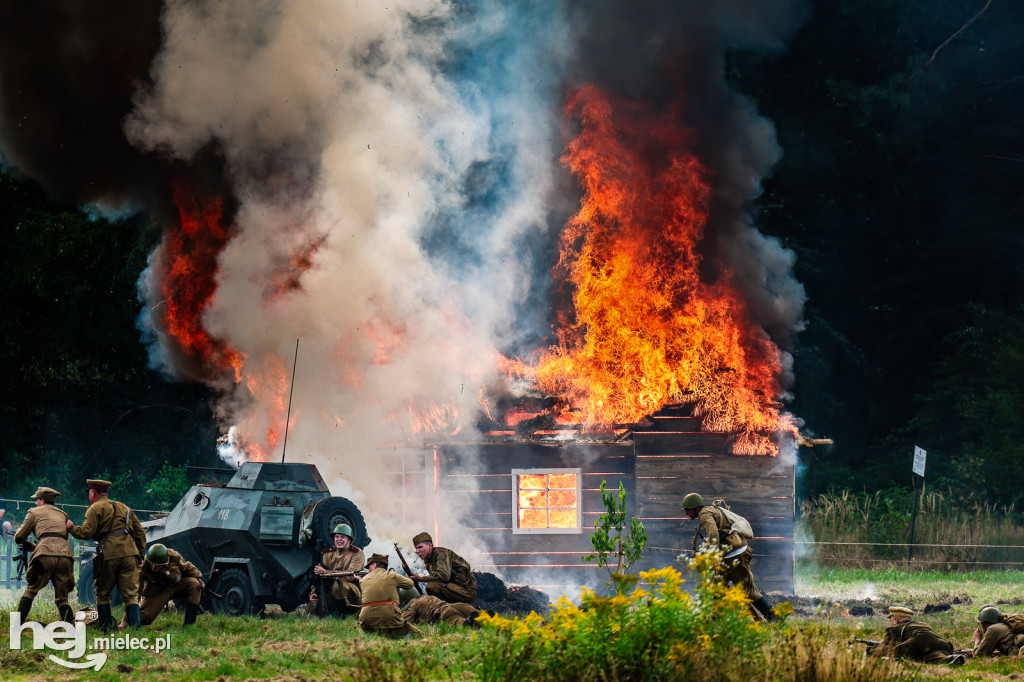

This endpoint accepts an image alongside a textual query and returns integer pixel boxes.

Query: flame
[156,183,245,381]
[517,472,578,529]
[519,85,784,454]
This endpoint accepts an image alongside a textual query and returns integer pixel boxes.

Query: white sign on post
[912,446,927,477]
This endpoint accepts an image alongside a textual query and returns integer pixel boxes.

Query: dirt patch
[473,572,550,616]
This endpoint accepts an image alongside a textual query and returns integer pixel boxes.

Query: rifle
[321,570,368,579]
[850,638,880,648]
[198,569,224,613]
[13,540,33,581]
[394,543,424,596]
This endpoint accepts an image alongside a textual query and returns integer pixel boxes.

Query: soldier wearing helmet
[680,492,774,621]
[971,605,1024,657]
[130,543,205,627]
[309,523,364,617]
[868,606,960,663]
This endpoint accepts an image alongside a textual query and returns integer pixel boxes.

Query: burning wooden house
[389,404,795,595]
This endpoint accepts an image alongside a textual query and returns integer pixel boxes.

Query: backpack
[712,500,754,539]
[1002,613,1024,634]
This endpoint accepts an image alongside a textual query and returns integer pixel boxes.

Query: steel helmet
[977,606,1002,624]
[680,493,705,510]
[145,543,170,566]
[333,523,353,539]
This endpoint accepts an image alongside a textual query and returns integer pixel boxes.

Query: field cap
[86,479,111,492]
[412,531,432,545]
[888,606,914,617]
[32,487,60,502]
[367,553,389,569]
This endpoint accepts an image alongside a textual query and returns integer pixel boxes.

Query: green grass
[4,569,1024,681]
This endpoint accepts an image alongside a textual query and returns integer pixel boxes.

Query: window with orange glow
[512,469,582,534]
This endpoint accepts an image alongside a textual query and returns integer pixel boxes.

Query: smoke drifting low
[0,0,808,520]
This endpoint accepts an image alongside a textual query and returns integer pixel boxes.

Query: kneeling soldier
[135,543,205,626]
[410,532,477,604]
[310,523,364,617]
[14,487,75,624]
[359,553,418,637]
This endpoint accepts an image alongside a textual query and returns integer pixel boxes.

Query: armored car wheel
[310,497,369,549]
[210,568,264,616]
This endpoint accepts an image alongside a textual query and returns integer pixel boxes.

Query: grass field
[3,566,1024,681]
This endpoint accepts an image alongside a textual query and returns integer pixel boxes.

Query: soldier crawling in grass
[13,486,76,624]
[867,606,963,665]
[970,606,1024,657]
[681,492,774,621]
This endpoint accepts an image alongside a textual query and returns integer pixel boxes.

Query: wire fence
[0,497,168,590]
[795,540,1024,569]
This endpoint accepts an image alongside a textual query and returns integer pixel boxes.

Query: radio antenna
[281,338,300,464]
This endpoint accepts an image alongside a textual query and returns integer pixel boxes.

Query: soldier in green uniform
[409,531,477,604]
[681,492,774,621]
[66,479,147,631]
[13,487,75,624]
[971,606,1024,657]
[358,553,419,637]
[402,594,482,628]
[132,543,205,627]
[309,523,364,617]
[868,606,959,663]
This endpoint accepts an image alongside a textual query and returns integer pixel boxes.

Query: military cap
[888,606,914,617]
[412,531,432,545]
[31,486,61,502]
[366,553,389,568]
[86,479,111,492]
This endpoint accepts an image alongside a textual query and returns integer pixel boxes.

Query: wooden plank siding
[428,428,795,595]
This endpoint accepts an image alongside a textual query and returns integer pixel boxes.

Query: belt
[362,600,398,607]
[38,532,67,541]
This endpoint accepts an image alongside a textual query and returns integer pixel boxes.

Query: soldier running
[130,543,205,627]
[67,478,147,631]
[358,553,419,638]
[409,532,477,604]
[681,492,774,621]
[13,487,75,624]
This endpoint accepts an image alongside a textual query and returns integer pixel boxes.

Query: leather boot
[752,596,775,622]
[183,602,200,626]
[97,603,113,632]
[17,596,33,623]
[126,604,141,630]
[58,604,75,624]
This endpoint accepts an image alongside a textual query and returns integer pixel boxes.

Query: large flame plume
[513,85,784,454]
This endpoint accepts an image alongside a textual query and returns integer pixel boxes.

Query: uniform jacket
[692,506,746,552]
[140,548,202,595]
[322,545,365,581]
[359,567,414,630]
[69,497,147,559]
[15,503,73,560]
[872,620,954,662]
[976,622,1020,657]
[423,547,476,590]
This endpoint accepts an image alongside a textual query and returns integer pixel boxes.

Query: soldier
[681,492,774,621]
[66,478,147,631]
[971,606,1024,657]
[358,553,419,637]
[309,523,364,617]
[868,606,960,663]
[403,594,482,628]
[129,543,205,627]
[409,531,477,604]
[13,487,75,624]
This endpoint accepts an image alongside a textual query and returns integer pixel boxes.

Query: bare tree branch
[924,0,994,68]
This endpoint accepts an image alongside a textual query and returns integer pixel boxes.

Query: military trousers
[404,595,477,626]
[425,581,476,604]
[139,577,203,625]
[721,548,762,601]
[23,556,75,607]
[96,555,140,606]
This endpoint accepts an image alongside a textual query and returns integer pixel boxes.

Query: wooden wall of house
[429,423,795,596]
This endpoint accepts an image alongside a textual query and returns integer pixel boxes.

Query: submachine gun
[12,539,34,582]
[850,637,880,649]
